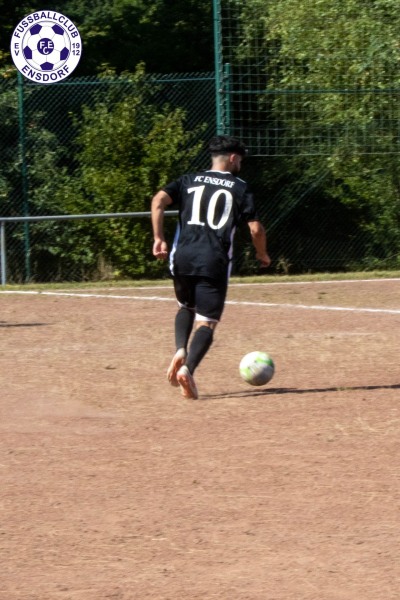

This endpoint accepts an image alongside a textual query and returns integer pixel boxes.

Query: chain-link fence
[1,0,400,282]
[0,72,216,282]
[216,0,400,274]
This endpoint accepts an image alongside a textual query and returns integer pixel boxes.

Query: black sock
[186,326,214,374]
[175,307,195,351]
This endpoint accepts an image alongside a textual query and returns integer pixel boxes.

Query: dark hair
[208,135,247,156]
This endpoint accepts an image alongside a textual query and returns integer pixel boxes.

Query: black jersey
[163,170,260,280]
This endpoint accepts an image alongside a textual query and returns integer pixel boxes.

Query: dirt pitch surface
[1,278,399,600]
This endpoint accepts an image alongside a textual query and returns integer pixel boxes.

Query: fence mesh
[218,0,400,156]
[0,73,216,282]
[217,0,400,273]
[1,0,400,282]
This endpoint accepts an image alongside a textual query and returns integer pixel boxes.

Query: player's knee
[178,303,195,313]
[196,320,217,331]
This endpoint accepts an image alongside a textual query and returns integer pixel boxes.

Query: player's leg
[184,321,216,375]
[174,306,195,352]
[176,322,214,399]
[167,275,196,386]
[177,277,227,399]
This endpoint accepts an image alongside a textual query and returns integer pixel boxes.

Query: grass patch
[230,270,400,285]
[1,270,399,292]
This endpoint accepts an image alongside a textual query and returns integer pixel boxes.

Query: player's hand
[152,239,169,260]
[256,252,271,268]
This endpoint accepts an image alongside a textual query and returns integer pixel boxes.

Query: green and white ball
[239,351,275,386]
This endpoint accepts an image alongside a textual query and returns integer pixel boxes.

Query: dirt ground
[1,278,399,599]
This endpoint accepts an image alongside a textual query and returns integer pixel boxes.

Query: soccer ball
[239,351,275,386]
[23,22,70,71]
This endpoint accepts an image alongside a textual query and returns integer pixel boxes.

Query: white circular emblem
[10,11,82,84]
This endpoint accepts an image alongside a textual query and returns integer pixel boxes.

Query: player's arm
[151,190,173,260]
[247,220,271,268]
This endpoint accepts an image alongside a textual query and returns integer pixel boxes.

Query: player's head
[208,135,247,157]
[208,135,247,174]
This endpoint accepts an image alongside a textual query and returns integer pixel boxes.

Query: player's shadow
[0,321,49,328]
[202,383,400,401]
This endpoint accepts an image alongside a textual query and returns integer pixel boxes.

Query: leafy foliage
[0,65,206,281]
[1,0,400,279]
[51,67,206,279]
[1,0,214,76]
[236,0,400,269]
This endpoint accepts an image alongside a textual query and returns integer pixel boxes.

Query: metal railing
[0,211,178,285]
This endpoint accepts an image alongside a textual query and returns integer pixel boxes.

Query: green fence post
[223,62,232,135]
[213,0,224,134]
[17,71,31,282]
[1,221,6,286]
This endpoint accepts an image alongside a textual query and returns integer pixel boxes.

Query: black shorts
[173,275,228,322]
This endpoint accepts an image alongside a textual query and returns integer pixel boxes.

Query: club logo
[10,11,82,84]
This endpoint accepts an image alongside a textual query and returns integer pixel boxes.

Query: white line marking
[1,289,399,315]
[227,300,400,315]
[0,290,174,301]
[229,278,400,286]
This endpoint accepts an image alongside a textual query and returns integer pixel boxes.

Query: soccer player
[151,135,271,399]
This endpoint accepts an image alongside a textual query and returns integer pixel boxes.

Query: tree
[48,66,206,279]
[0,0,214,76]
[236,0,400,268]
